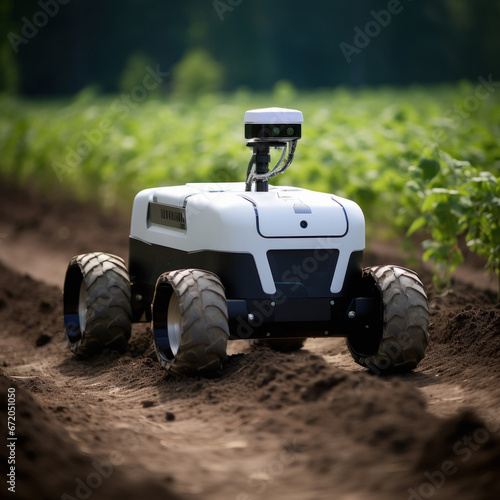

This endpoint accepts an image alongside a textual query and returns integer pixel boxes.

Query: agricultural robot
[63,108,429,376]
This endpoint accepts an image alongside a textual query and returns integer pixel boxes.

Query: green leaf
[418,158,440,180]
[422,248,435,262]
[407,217,428,236]
[449,249,464,272]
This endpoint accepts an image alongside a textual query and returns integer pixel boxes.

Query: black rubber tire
[151,269,229,377]
[248,338,306,352]
[346,265,429,374]
[63,252,132,357]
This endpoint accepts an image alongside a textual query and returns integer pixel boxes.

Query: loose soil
[0,181,499,500]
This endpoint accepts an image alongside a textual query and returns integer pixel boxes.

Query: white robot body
[129,183,365,295]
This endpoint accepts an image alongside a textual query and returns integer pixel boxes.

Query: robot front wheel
[62,252,132,357]
[151,269,230,377]
[347,265,430,374]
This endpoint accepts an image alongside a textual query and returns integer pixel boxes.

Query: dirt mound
[409,410,500,500]
[0,261,61,346]
[432,308,500,358]
[0,376,177,500]
[198,348,437,456]
[428,281,497,309]
[247,350,435,453]
[0,180,129,258]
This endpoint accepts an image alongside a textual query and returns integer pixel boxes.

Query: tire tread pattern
[347,265,429,373]
[67,252,132,357]
[155,269,229,377]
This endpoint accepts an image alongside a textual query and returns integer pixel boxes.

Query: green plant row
[399,151,499,299]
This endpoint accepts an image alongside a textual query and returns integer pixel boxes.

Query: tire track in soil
[1,182,500,499]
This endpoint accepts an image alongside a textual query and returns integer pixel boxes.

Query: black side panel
[129,238,264,319]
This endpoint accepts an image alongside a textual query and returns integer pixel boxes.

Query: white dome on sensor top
[244,107,303,124]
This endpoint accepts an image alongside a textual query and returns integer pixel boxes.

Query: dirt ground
[0,181,499,500]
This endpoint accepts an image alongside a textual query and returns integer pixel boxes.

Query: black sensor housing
[245,123,301,141]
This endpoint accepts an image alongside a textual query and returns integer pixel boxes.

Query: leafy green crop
[402,152,474,289]
[401,151,499,299]
[463,171,500,300]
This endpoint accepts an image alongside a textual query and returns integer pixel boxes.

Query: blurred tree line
[1,0,499,96]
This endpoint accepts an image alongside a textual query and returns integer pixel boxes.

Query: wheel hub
[167,292,181,356]
[78,280,87,334]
